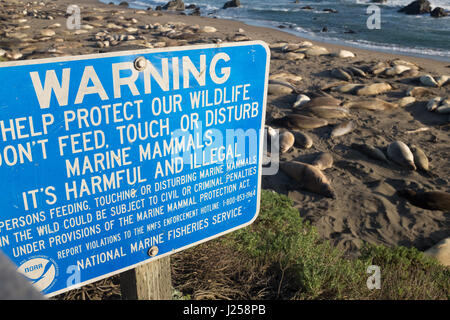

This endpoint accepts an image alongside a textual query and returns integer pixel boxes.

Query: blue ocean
[107,0,450,61]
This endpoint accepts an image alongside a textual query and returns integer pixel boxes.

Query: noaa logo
[17,256,58,292]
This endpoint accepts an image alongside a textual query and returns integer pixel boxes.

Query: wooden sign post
[120,257,172,300]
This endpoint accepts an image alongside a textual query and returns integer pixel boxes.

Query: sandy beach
[0,0,448,271]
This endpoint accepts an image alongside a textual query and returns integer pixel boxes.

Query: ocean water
[108,0,450,61]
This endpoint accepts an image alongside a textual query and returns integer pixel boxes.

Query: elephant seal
[397,189,450,211]
[280,161,335,198]
[271,114,328,130]
[331,68,352,81]
[397,96,416,108]
[419,75,438,87]
[268,83,293,95]
[278,131,295,153]
[344,98,396,111]
[331,120,356,138]
[304,106,350,119]
[312,152,333,170]
[356,82,392,96]
[409,144,429,171]
[293,94,311,108]
[351,143,389,163]
[426,97,442,111]
[293,131,313,149]
[387,141,416,170]
[406,86,434,97]
[346,66,367,78]
[303,96,341,108]
[424,238,450,267]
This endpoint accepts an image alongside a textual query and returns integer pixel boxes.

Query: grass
[171,189,449,300]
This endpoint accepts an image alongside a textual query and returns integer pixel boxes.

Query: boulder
[398,0,431,15]
[162,0,185,11]
[223,0,240,9]
[430,7,448,18]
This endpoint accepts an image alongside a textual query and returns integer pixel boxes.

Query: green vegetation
[172,190,449,300]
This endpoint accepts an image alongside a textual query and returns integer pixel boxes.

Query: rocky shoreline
[0,0,448,264]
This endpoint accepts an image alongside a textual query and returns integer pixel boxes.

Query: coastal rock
[223,0,240,9]
[430,7,448,18]
[162,0,185,11]
[398,0,431,15]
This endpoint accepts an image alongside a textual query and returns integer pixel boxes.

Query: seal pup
[278,131,295,153]
[331,68,352,81]
[304,106,350,119]
[406,86,434,97]
[419,75,438,87]
[424,238,450,267]
[303,96,341,108]
[312,152,333,170]
[293,131,313,149]
[426,97,442,111]
[280,161,335,198]
[397,96,416,108]
[331,120,356,138]
[387,141,416,170]
[356,82,392,96]
[271,114,328,130]
[351,143,389,163]
[409,144,429,171]
[293,94,310,108]
[397,189,450,211]
[344,98,396,111]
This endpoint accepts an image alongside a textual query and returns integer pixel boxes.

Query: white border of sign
[0,40,270,298]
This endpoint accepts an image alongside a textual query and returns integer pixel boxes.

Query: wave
[346,0,450,11]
